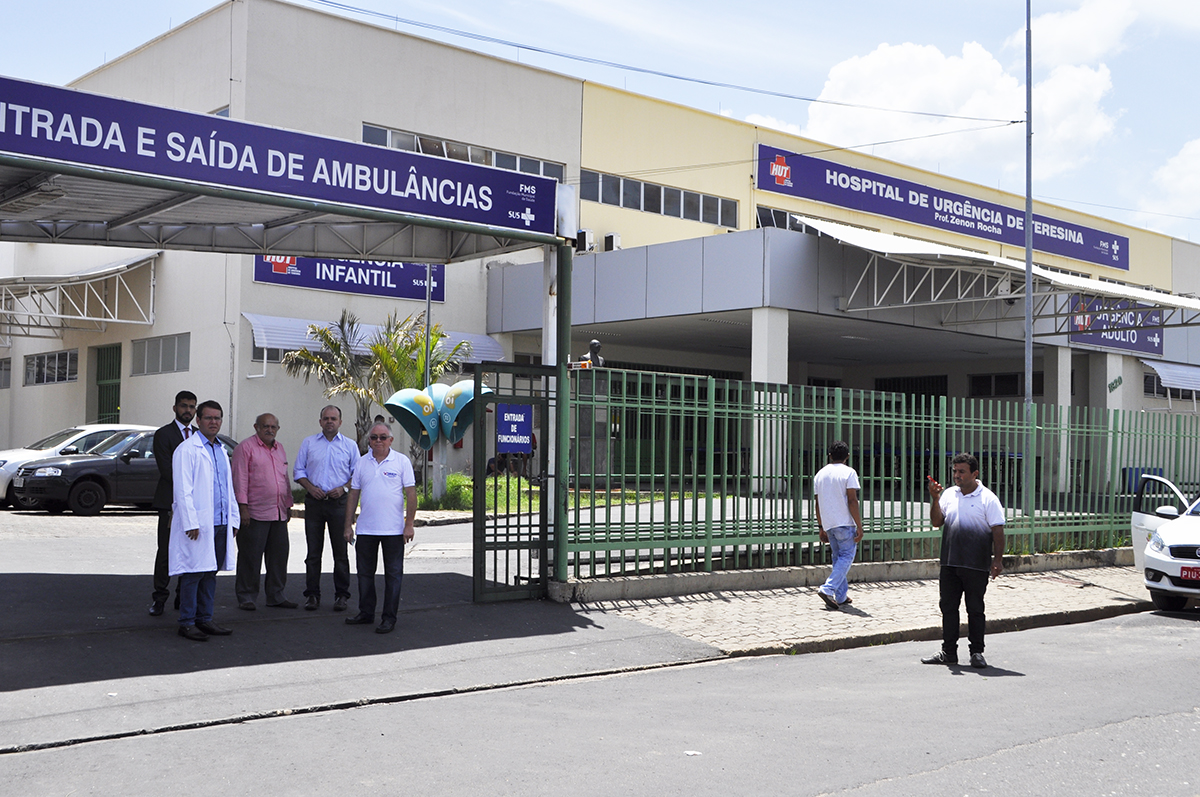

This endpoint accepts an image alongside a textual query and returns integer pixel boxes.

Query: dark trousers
[355,534,405,624]
[235,518,290,604]
[304,497,350,599]
[939,565,990,655]
[152,509,176,604]
[178,525,227,627]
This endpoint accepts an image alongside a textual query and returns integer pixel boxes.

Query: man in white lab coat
[170,400,240,641]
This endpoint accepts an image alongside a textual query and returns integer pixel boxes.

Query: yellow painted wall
[581,83,1175,289]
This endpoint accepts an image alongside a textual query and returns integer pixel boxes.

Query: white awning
[240,312,504,363]
[1142,360,1200,392]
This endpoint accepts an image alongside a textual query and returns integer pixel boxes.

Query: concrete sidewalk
[574,564,1150,656]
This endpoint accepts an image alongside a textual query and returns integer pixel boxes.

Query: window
[969,372,1044,398]
[1145,373,1194,401]
[0,357,9,388]
[875,375,948,397]
[578,169,739,229]
[131,333,189,376]
[252,346,294,364]
[361,124,565,181]
[24,349,78,386]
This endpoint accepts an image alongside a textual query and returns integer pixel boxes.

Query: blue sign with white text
[0,76,558,236]
[254,255,444,301]
[1068,295,1163,355]
[495,403,533,454]
[757,144,1129,271]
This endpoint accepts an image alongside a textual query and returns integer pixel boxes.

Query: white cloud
[1141,139,1200,232]
[1004,0,1137,68]
[800,41,1115,183]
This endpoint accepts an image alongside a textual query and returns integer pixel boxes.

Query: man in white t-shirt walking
[813,440,865,610]
[343,422,417,634]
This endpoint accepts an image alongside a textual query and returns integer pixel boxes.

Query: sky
[4,0,1200,246]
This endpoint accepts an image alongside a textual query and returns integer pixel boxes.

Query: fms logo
[264,255,300,276]
[770,155,793,188]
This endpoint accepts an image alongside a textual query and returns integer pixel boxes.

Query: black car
[13,430,236,515]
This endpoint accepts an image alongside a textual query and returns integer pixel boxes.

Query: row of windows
[362,124,565,182]
[579,170,738,229]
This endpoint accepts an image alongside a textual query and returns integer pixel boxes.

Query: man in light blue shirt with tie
[293,405,360,612]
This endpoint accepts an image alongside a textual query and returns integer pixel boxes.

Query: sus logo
[770,155,792,187]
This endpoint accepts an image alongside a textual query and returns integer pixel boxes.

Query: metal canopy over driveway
[0,74,576,602]
[801,215,1200,338]
[0,76,564,261]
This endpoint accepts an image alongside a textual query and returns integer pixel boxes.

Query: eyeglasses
[368,434,391,441]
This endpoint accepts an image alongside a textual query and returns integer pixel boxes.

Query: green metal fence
[561,368,1200,581]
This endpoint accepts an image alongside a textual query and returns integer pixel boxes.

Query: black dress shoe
[149,601,165,617]
[375,620,395,634]
[970,652,988,669]
[921,650,958,665]
[304,595,319,611]
[238,601,257,611]
[345,613,374,625]
[333,596,349,612]
[195,621,232,636]
[267,600,299,609]
[178,625,208,641]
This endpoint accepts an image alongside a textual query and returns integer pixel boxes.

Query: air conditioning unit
[576,228,594,252]
[604,232,621,252]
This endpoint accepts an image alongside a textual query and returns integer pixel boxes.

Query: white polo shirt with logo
[350,449,415,536]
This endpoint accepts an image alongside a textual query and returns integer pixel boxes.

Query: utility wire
[307,0,1023,125]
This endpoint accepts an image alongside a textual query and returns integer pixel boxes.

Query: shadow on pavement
[0,571,598,692]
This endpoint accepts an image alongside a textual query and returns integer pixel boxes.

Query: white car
[0,424,154,509]
[1131,474,1200,611]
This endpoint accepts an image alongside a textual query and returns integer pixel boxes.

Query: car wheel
[44,501,67,515]
[1150,590,1189,612]
[67,481,106,516]
[12,489,43,510]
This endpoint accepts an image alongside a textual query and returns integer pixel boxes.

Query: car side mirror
[120,450,137,463]
[1155,505,1180,520]
[59,446,79,455]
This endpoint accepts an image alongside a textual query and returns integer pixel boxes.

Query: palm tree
[368,311,472,403]
[281,309,376,451]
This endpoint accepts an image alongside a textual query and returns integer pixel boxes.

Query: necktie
[184,427,191,439]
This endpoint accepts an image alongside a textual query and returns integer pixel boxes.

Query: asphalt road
[3,509,1198,796]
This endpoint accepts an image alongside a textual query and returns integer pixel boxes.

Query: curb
[550,548,1135,603]
[728,599,1154,658]
[289,507,472,527]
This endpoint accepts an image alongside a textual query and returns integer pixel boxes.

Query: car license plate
[12,477,22,488]
[1182,566,1200,580]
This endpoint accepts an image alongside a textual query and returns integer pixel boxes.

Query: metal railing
[561,369,1200,581]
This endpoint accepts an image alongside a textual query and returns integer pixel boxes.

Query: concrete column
[750,307,789,496]
[751,307,789,384]
[1088,352,1125,411]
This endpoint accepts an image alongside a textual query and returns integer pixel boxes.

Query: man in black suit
[149,390,197,616]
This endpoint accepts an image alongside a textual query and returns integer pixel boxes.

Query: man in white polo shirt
[922,452,1006,669]
[342,422,417,634]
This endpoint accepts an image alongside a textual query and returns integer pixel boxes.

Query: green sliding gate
[472,363,553,602]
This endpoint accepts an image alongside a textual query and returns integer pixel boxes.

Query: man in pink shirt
[231,413,296,610]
